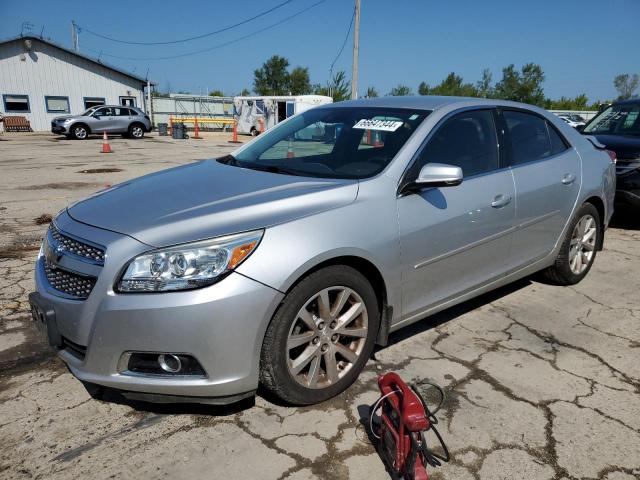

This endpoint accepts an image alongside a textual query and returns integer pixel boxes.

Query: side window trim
[398,106,502,194]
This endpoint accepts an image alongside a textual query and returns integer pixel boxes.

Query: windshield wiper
[245,164,304,176]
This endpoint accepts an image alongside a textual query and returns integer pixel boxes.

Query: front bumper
[32,213,284,403]
[51,123,67,134]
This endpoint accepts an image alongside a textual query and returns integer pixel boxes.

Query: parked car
[581,98,640,208]
[30,96,615,406]
[557,113,586,129]
[51,105,151,139]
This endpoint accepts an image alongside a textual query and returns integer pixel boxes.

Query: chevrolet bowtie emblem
[44,240,64,268]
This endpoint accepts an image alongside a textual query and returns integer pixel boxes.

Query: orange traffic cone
[193,116,202,139]
[101,131,112,153]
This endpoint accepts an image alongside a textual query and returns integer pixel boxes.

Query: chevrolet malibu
[29,96,616,405]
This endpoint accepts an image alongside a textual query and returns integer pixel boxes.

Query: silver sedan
[30,96,616,405]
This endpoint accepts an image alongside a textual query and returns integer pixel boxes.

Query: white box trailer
[233,95,332,135]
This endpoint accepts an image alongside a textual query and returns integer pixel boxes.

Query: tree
[494,63,545,106]
[253,55,291,95]
[476,68,493,98]
[208,89,225,97]
[238,88,251,96]
[314,70,351,102]
[545,94,589,111]
[289,67,312,95]
[364,86,379,98]
[389,84,413,96]
[427,72,478,97]
[613,73,639,100]
[418,81,430,95]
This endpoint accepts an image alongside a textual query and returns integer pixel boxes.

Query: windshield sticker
[353,119,404,132]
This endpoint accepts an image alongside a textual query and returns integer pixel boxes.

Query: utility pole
[71,21,79,52]
[351,0,360,99]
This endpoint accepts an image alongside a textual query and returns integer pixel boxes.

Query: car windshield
[229,107,430,179]
[82,107,98,116]
[583,103,640,135]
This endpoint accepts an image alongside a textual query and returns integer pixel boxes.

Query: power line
[78,0,294,46]
[329,6,355,75]
[83,0,326,61]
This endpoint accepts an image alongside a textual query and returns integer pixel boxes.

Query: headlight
[117,230,263,292]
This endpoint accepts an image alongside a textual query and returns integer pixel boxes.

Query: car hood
[67,159,358,247]
[53,115,75,122]
[590,134,640,160]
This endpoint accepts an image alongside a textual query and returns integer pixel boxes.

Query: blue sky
[2,0,637,101]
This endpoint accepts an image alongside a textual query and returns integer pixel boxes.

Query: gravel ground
[1,132,639,480]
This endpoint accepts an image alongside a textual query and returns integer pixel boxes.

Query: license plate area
[28,292,62,347]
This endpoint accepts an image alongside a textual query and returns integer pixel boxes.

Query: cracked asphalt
[1,132,639,480]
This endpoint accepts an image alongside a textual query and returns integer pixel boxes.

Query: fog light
[158,354,182,373]
[125,352,206,377]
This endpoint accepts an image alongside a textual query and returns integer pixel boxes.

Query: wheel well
[584,196,605,250]
[73,122,90,133]
[289,256,390,342]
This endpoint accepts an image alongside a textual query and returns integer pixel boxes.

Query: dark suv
[582,99,640,208]
[51,105,152,140]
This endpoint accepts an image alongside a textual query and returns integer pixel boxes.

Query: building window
[119,96,136,107]
[3,94,30,113]
[83,97,105,109]
[45,96,70,113]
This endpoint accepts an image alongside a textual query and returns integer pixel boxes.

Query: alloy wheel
[132,126,143,138]
[74,127,87,139]
[569,214,597,275]
[287,286,368,389]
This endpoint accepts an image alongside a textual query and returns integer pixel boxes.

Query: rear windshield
[583,103,640,136]
[231,107,430,179]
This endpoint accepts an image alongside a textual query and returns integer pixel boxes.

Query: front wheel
[542,203,601,285]
[260,266,379,405]
[71,124,88,140]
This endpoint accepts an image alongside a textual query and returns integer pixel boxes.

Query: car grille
[61,336,87,360]
[49,224,105,263]
[44,263,96,299]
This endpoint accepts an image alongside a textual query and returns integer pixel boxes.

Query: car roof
[319,95,547,113]
[612,98,640,106]
[89,105,141,110]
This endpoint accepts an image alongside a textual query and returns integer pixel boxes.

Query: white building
[0,35,152,131]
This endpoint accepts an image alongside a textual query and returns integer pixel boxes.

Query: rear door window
[547,123,569,155]
[503,111,552,165]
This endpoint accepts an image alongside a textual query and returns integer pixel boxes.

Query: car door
[114,107,133,133]
[397,108,516,321]
[90,107,117,133]
[500,109,581,266]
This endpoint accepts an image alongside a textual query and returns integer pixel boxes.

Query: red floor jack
[369,372,450,480]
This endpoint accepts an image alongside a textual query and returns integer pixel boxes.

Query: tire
[71,124,88,140]
[250,127,258,137]
[128,123,145,139]
[542,203,601,285]
[260,265,380,405]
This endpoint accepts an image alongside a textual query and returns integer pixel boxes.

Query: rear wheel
[260,266,379,405]
[543,203,601,285]
[250,127,259,137]
[71,124,88,140]
[129,123,145,139]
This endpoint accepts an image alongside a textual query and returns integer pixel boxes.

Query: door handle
[562,173,576,185]
[491,194,512,208]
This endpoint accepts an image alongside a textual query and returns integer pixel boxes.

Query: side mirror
[415,163,463,187]
[575,125,585,132]
[92,114,101,119]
